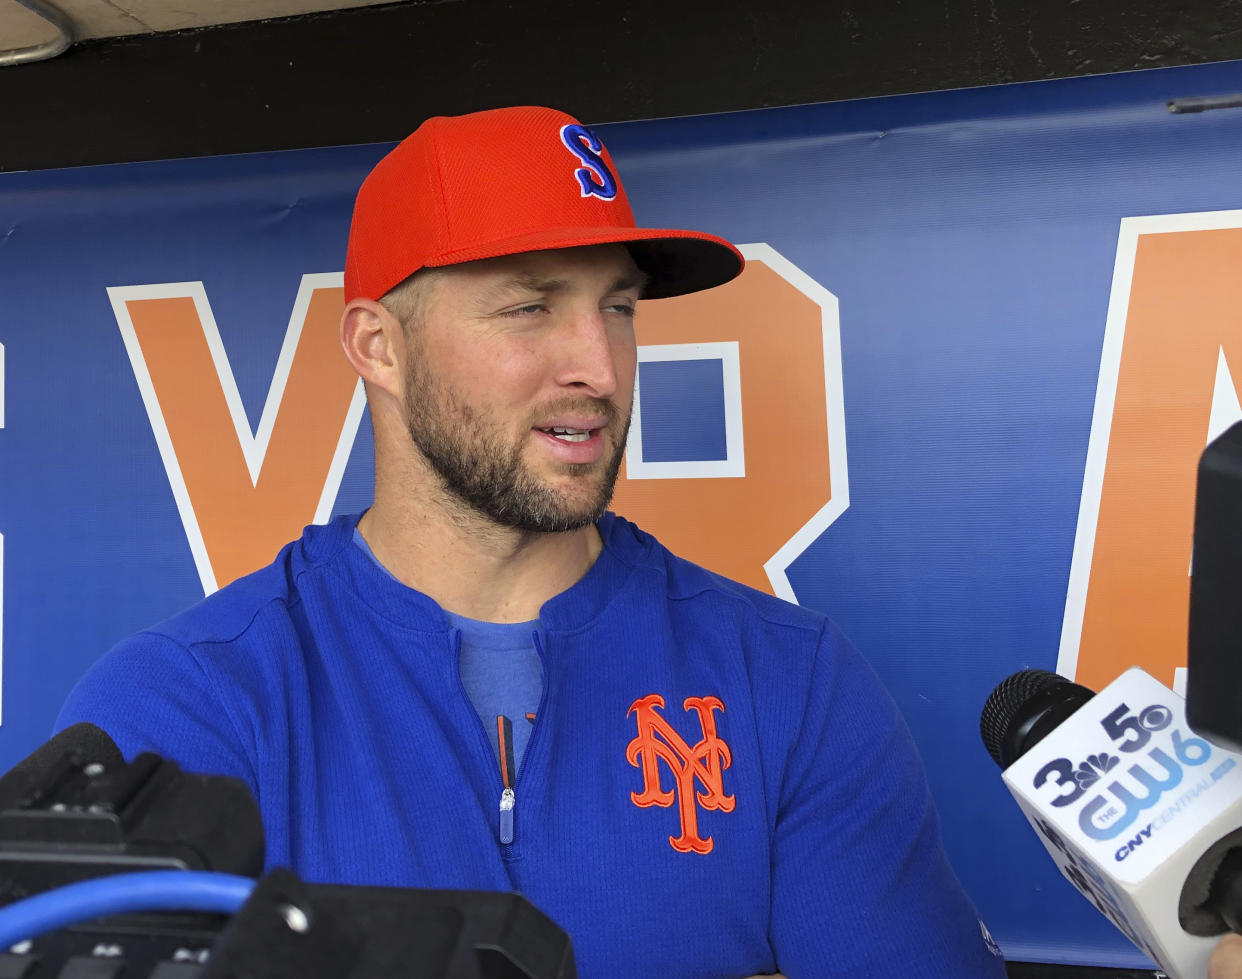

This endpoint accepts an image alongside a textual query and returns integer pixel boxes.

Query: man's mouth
[537,426,593,443]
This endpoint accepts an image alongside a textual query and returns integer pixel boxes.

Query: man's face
[401,244,644,533]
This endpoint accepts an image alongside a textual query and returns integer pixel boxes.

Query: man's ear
[340,298,404,398]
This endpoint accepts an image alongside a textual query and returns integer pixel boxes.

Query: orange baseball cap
[343,106,744,303]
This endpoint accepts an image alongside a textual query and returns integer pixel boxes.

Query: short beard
[403,359,628,534]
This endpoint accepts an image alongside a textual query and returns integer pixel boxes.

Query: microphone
[982,667,1242,978]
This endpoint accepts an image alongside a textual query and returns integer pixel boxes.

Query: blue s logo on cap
[560,124,618,201]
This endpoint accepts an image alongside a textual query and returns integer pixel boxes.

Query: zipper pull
[499,787,515,845]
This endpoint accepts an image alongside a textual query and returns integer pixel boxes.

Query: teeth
[543,427,591,443]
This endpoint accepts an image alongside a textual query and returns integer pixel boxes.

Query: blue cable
[0,870,256,949]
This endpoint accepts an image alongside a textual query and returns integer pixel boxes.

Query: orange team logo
[111,244,845,598]
[626,694,735,854]
[1060,211,1242,694]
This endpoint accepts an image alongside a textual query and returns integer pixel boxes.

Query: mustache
[530,396,624,427]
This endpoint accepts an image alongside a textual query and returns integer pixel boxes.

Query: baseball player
[60,106,1007,978]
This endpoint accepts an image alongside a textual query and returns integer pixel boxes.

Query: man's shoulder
[601,512,828,638]
[55,515,365,764]
[142,515,355,651]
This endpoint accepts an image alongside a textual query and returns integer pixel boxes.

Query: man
[59,106,1006,977]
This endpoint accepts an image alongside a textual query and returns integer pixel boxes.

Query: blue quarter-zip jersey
[57,513,1006,978]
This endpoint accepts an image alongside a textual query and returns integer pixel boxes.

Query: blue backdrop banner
[5,58,1242,968]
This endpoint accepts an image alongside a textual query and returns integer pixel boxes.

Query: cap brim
[624,234,745,300]
[428,226,744,300]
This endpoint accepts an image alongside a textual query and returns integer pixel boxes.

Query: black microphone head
[980,669,1096,769]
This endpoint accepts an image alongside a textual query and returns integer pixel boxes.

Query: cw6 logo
[1077,724,1211,842]
[612,244,847,598]
[1028,698,1213,844]
[1033,701,1175,809]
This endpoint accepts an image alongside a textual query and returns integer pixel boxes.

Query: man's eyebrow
[612,270,652,296]
[478,274,567,302]
[513,274,568,293]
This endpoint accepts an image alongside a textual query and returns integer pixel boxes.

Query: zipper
[449,627,511,847]
[450,625,550,852]
[492,629,552,850]
[499,786,515,845]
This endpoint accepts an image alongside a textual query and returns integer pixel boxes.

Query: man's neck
[357,496,603,624]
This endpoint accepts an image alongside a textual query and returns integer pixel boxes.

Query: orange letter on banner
[111,276,362,593]
[1068,223,1242,691]
[612,245,846,597]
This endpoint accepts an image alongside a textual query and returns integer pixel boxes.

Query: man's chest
[271,716,777,979]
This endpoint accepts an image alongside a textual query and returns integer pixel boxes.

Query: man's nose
[553,309,622,398]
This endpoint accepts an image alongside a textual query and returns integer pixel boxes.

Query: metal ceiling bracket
[1,0,75,67]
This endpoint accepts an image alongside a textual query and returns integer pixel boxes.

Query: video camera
[0,724,576,979]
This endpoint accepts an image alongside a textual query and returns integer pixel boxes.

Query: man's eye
[605,303,637,317]
[500,304,546,317]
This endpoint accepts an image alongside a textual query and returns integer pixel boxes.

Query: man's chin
[496,502,604,536]
[544,490,612,528]
[528,480,615,531]
[511,446,623,530]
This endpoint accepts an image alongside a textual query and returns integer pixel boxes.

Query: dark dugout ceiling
[1,0,1241,171]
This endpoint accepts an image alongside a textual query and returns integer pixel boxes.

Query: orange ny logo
[626,694,735,854]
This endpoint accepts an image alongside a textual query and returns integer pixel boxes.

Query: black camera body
[0,727,575,979]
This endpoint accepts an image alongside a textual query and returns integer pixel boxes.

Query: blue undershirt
[351,528,543,782]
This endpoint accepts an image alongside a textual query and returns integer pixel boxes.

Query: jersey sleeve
[54,630,257,796]
[769,624,1007,977]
